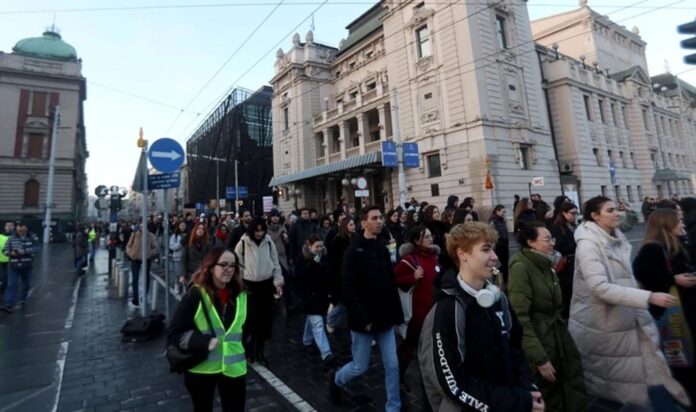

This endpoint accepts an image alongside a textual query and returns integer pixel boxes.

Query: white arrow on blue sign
[148,138,185,173]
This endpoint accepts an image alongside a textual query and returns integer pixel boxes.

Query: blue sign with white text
[148,172,181,190]
[226,186,248,199]
[403,143,420,168]
[148,138,185,173]
[195,203,205,214]
[381,141,398,167]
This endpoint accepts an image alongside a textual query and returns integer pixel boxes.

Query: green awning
[652,168,690,182]
[269,151,381,187]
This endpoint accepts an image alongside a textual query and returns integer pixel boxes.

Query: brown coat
[126,231,158,261]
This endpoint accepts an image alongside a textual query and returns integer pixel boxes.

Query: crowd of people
[4,190,693,411]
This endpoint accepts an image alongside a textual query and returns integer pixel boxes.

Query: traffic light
[678,20,696,65]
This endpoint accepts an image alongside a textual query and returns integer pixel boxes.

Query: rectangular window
[598,99,606,124]
[630,152,636,168]
[607,150,613,166]
[27,133,44,158]
[637,185,643,200]
[593,148,601,166]
[642,110,650,131]
[517,145,530,170]
[627,186,634,202]
[496,15,508,49]
[610,103,618,126]
[32,91,47,116]
[650,151,657,167]
[424,92,433,100]
[416,26,432,59]
[431,183,440,197]
[615,185,621,199]
[583,95,592,121]
[282,107,289,130]
[426,153,442,177]
[601,185,607,197]
[621,106,629,128]
[661,117,667,135]
[619,151,625,167]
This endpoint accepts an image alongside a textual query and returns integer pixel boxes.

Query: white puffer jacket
[234,233,284,287]
[569,222,689,407]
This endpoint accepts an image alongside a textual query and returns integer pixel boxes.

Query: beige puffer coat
[569,221,690,408]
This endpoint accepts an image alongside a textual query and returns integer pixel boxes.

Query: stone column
[357,113,366,155]
[377,105,387,140]
[338,121,347,160]
[322,128,330,160]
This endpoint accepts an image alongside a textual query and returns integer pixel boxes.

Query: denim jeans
[5,266,32,307]
[335,327,401,412]
[327,302,346,329]
[89,242,96,261]
[302,315,332,360]
[130,259,151,301]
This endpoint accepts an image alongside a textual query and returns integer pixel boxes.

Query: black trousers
[184,372,246,412]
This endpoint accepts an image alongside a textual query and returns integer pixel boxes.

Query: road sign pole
[140,141,148,317]
[43,105,60,244]
[391,88,407,208]
[164,189,170,320]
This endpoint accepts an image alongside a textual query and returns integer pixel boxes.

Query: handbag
[166,287,217,373]
[552,255,568,273]
[656,286,694,368]
[396,256,417,339]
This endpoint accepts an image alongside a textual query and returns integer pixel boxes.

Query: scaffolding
[186,86,273,213]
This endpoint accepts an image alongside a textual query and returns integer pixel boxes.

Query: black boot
[256,339,268,366]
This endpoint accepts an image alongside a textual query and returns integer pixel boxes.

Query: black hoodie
[418,269,536,412]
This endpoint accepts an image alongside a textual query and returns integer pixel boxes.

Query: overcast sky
[1,0,695,196]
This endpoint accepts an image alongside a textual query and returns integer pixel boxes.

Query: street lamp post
[43,106,61,244]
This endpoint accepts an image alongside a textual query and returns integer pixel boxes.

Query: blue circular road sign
[148,137,185,173]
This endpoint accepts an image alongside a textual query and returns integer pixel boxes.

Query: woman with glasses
[508,222,587,411]
[234,217,284,365]
[550,202,579,320]
[570,196,690,409]
[167,247,248,411]
[633,208,696,403]
[393,225,440,392]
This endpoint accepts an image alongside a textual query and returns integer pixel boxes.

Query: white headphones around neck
[459,278,501,308]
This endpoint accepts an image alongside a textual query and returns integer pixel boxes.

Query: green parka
[508,249,587,412]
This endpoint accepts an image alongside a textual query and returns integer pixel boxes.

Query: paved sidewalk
[0,244,296,412]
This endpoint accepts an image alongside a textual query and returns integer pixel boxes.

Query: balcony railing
[343,100,357,112]
[363,89,377,103]
[329,152,342,163]
[346,147,360,158]
[365,140,381,153]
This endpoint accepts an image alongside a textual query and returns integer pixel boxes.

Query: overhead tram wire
[174,0,331,140]
[1,2,696,14]
[256,0,668,129]
[165,0,286,134]
[88,81,200,114]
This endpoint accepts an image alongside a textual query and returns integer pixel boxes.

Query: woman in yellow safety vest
[168,247,247,412]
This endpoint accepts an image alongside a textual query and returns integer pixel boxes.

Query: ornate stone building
[269,0,561,213]
[0,28,88,235]
[533,3,696,207]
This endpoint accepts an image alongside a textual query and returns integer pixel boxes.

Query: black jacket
[514,210,536,233]
[342,233,404,332]
[419,269,536,412]
[227,224,247,250]
[295,246,331,315]
[490,214,509,241]
[289,219,319,264]
[329,233,351,302]
[167,286,238,353]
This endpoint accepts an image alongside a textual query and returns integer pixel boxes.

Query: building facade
[532,3,696,208]
[270,0,562,214]
[186,86,273,215]
[0,29,88,235]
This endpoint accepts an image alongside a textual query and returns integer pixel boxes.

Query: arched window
[24,179,39,207]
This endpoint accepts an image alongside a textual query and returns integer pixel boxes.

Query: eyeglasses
[216,262,237,271]
[541,237,556,244]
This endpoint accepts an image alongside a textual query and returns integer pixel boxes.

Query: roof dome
[13,29,78,62]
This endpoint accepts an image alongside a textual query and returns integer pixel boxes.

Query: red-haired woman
[168,247,248,412]
[179,223,212,291]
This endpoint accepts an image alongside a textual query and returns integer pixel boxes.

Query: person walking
[74,226,89,276]
[126,225,158,306]
[295,234,335,366]
[234,217,284,365]
[2,221,38,312]
[167,248,248,412]
[633,208,696,403]
[213,224,229,248]
[88,223,98,263]
[514,197,536,235]
[570,196,690,409]
[326,217,356,333]
[549,202,579,320]
[329,206,403,411]
[170,221,187,293]
[393,225,440,392]
[508,222,587,412]
[418,222,543,411]
[227,209,252,250]
[489,204,510,285]
[267,209,292,311]
[288,208,319,265]
[180,224,212,292]
[0,221,15,303]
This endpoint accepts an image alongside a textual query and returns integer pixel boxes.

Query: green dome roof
[13,30,78,62]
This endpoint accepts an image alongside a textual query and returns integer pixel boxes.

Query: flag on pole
[132,150,147,193]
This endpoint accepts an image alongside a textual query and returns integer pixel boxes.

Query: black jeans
[130,259,152,301]
[184,372,246,412]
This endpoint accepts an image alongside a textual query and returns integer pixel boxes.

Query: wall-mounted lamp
[551,43,559,60]
[579,54,586,69]
[341,178,350,187]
